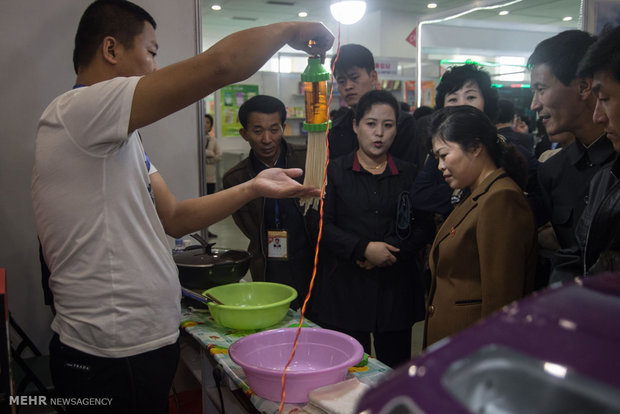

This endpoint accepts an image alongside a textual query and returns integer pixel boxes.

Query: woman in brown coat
[424,106,536,347]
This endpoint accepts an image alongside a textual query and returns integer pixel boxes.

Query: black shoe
[208,231,218,238]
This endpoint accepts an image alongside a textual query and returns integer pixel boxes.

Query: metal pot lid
[173,247,251,268]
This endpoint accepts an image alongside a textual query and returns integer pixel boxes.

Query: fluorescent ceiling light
[427,3,438,8]
[298,11,308,17]
[330,1,367,25]
[563,16,573,21]
[211,4,222,11]
[498,10,509,15]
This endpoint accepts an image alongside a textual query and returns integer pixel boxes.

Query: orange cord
[278,23,342,412]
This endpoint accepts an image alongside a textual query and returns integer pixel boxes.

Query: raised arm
[130,22,334,133]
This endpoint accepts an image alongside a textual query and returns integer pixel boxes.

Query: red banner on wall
[406,27,417,48]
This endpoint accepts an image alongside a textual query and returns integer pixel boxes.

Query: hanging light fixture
[330,1,367,25]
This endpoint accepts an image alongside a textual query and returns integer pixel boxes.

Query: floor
[205,215,426,359]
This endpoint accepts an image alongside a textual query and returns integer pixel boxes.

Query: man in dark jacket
[329,44,424,171]
[223,95,315,308]
[551,25,620,281]
[528,30,617,283]
[496,99,536,154]
[496,99,544,225]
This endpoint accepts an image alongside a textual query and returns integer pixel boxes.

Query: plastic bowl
[203,282,297,330]
[228,328,364,403]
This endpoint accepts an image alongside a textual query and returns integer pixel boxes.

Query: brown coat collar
[433,168,509,246]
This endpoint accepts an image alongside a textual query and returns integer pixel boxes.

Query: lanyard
[274,200,281,230]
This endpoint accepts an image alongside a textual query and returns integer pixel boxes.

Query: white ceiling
[201,0,582,30]
[198,0,583,81]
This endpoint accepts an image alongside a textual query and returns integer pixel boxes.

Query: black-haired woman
[309,90,432,368]
[424,105,536,347]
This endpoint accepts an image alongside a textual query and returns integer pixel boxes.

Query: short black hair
[237,95,287,129]
[413,105,434,120]
[497,99,515,124]
[204,113,214,124]
[435,64,499,122]
[73,0,156,74]
[354,90,399,124]
[430,106,527,189]
[578,25,620,82]
[527,30,597,86]
[333,44,375,77]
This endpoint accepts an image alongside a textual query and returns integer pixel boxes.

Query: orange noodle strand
[278,23,342,413]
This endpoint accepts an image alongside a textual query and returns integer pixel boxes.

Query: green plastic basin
[203,282,298,330]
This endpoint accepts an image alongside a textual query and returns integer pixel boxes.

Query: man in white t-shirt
[31,1,333,412]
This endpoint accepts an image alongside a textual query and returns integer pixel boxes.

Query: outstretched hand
[288,22,335,63]
[252,168,321,199]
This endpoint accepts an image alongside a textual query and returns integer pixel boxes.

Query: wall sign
[220,84,259,136]
[374,58,398,76]
[405,80,435,108]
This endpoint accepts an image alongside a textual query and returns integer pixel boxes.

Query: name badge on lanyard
[267,200,288,260]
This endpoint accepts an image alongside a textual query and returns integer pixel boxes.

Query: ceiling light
[498,10,509,15]
[563,16,573,21]
[330,1,367,25]
[427,3,438,8]
[298,11,308,17]
[211,4,222,11]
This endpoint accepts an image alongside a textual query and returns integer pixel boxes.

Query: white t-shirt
[32,77,181,358]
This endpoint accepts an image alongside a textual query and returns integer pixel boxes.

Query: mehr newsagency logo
[10,395,113,407]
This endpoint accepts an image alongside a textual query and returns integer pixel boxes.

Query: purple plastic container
[228,327,364,403]
[356,273,620,414]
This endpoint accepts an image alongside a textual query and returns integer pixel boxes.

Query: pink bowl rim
[229,327,364,377]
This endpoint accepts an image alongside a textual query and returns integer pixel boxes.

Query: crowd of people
[31,0,620,410]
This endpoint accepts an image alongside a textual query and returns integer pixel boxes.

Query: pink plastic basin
[228,328,364,403]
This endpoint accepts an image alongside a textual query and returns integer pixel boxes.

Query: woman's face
[204,117,213,133]
[432,136,481,190]
[353,103,397,159]
[443,80,485,112]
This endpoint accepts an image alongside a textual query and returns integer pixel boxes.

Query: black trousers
[49,333,180,414]
[319,324,412,368]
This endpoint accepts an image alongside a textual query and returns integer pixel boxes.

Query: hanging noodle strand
[277,23,342,413]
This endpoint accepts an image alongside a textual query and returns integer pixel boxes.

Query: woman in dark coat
[308,90,431,368]
[424,106,536,347]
